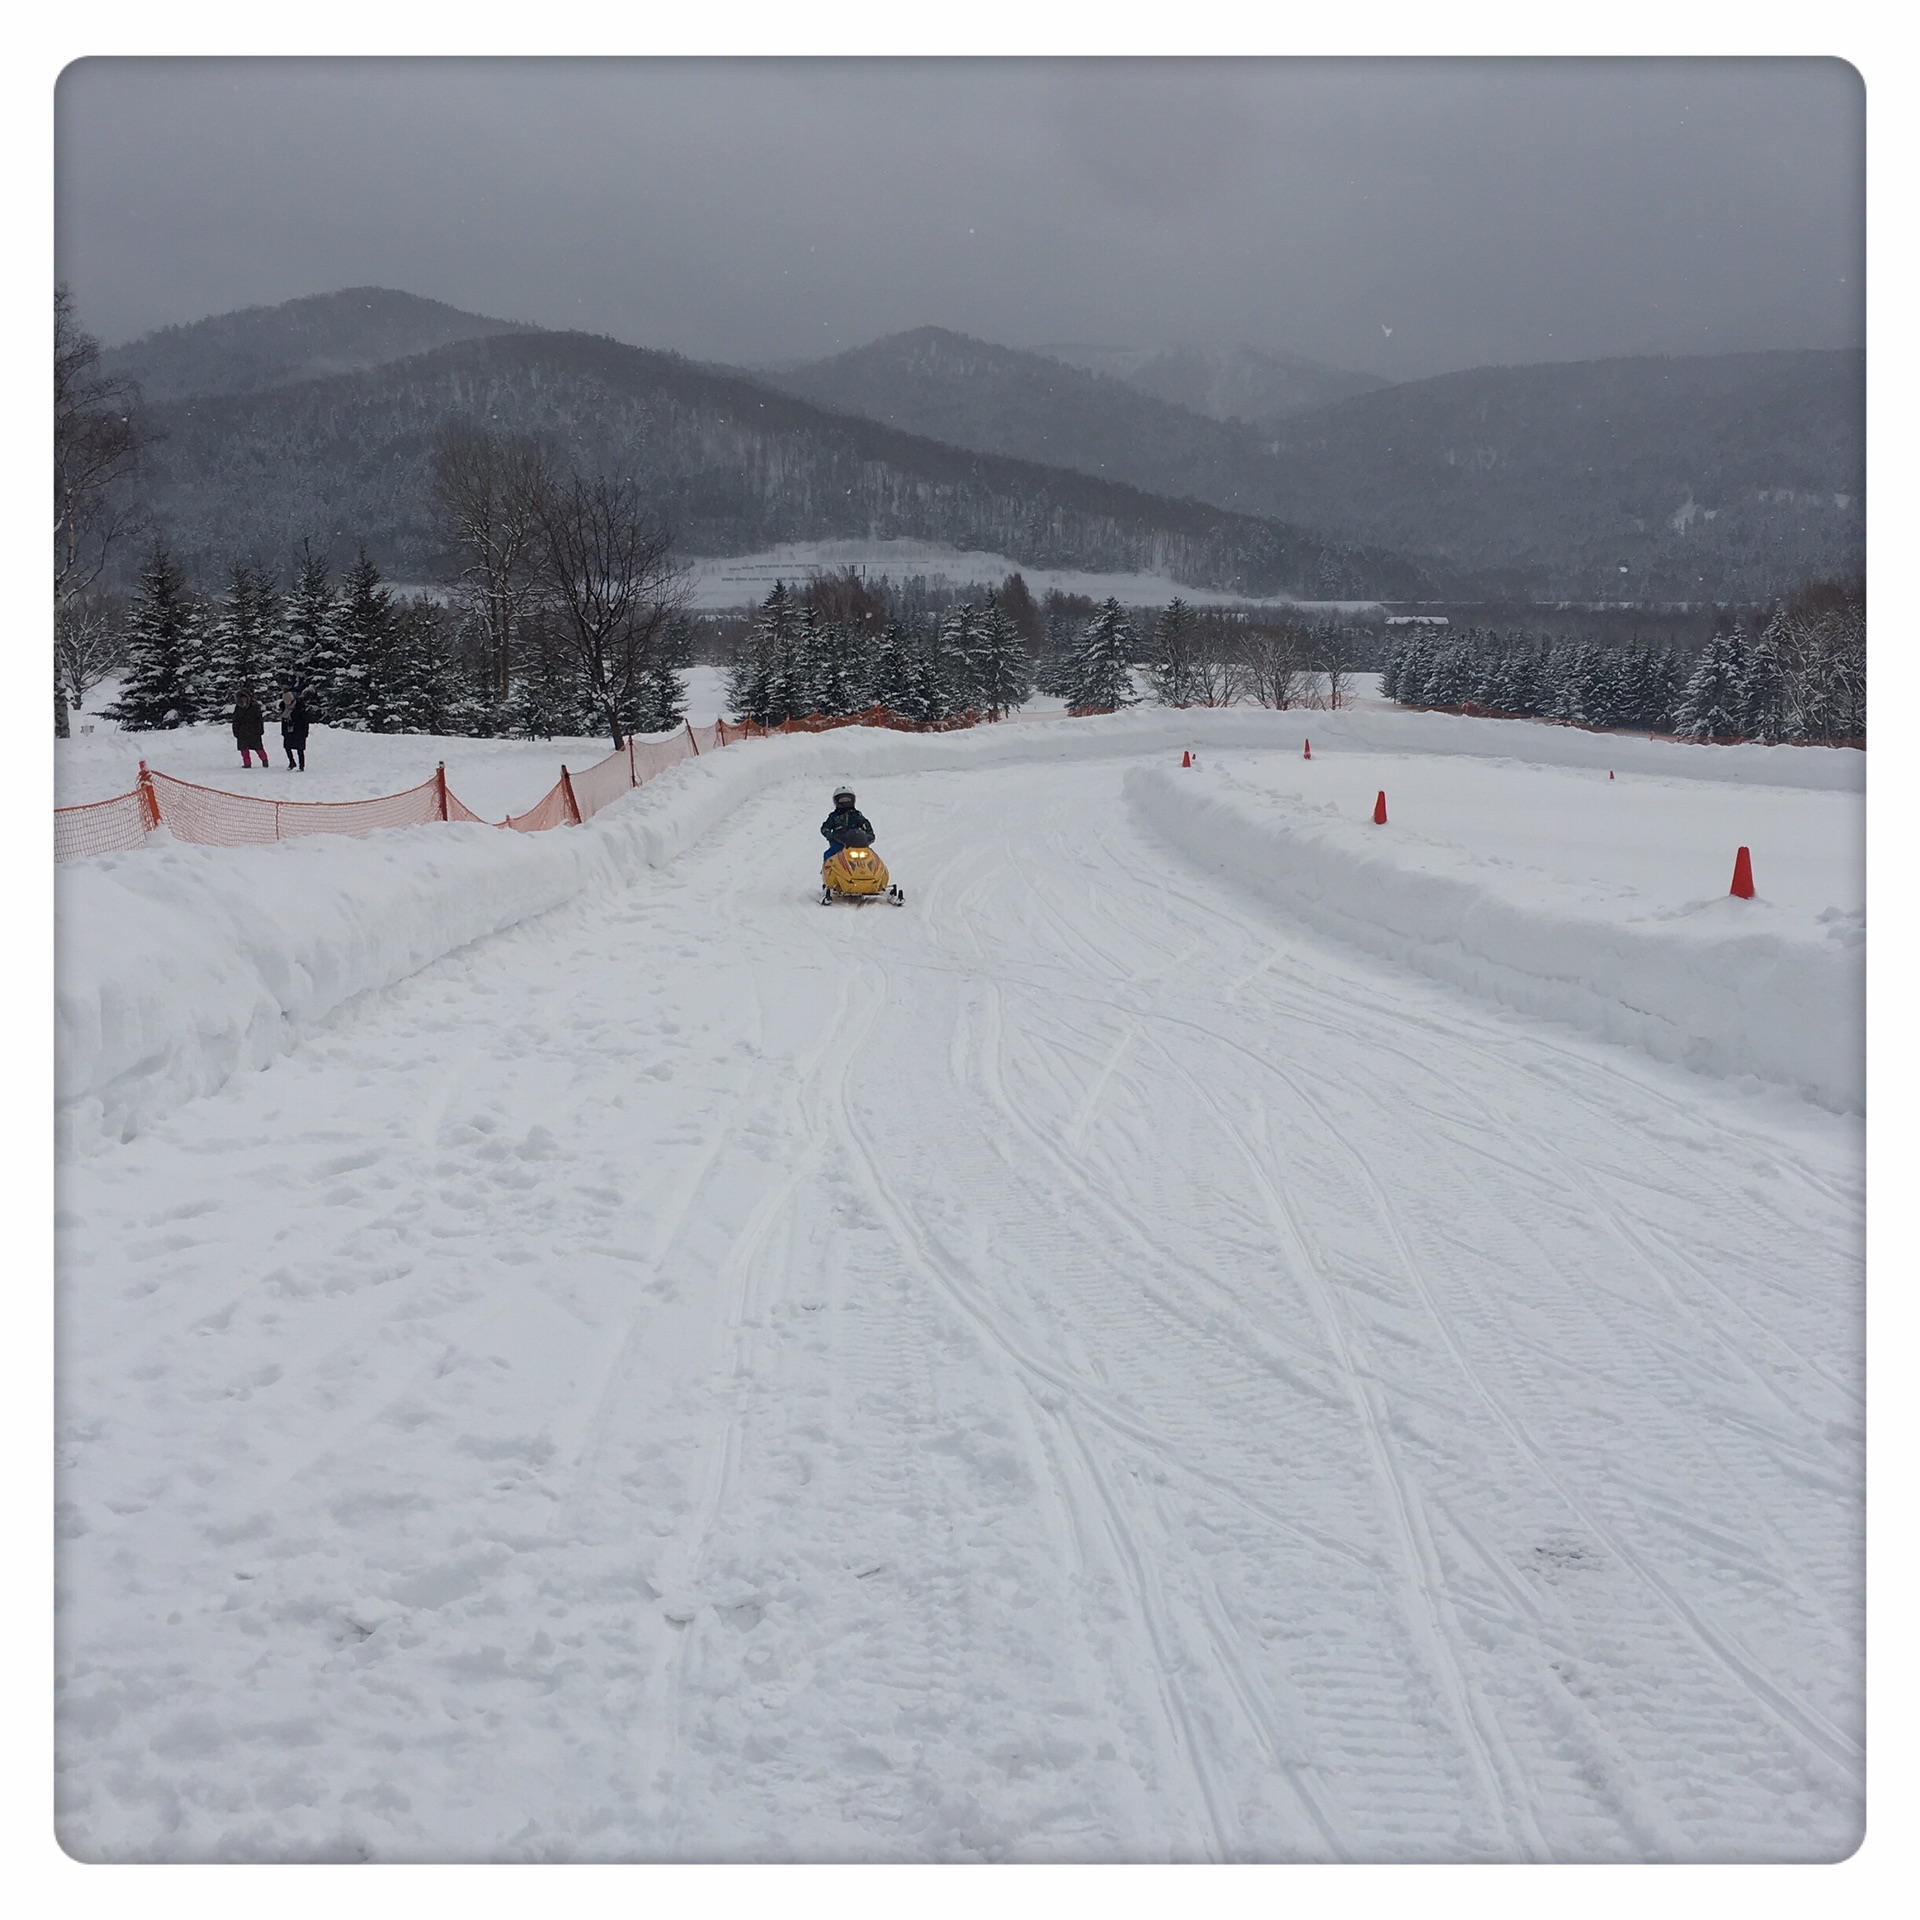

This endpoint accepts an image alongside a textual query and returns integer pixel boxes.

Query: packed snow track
[58,749,1863,1862]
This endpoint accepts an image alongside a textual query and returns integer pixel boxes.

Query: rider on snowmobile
[821,787,874,863]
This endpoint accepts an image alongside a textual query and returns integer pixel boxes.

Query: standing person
[232,689,268,769]
[279,688,312,771]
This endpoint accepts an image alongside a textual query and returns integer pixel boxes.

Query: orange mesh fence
[503,774,578,834]
[54,787,151,862]
[568,742,646,821]
[54,705,991,861]
[145,768,452,847]
[630,725,703,786]
[57,759,467,860]
[442,787,491,824]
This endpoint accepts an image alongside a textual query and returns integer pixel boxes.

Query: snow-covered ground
[57,669,742,820]
[55,703,1863,1861]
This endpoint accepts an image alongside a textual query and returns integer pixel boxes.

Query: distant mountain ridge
[102,287,542,404]
[761,326,1302,517]
[1037,341,1390,426]
[768,326,1863,601]
[103,289,1863,605]
[1250,349,1864,600]
[132,327,1426,600]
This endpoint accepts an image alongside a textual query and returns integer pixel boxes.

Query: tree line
[96,418,693,746]
[53,289,1865,751]
[1380,582,1865,744]
[721,578,1368,726]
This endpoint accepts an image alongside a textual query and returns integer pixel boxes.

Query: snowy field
[682,539,1381,613]
[54,702,1864,1862]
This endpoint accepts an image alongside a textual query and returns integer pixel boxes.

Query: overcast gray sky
[56,57,1862,380]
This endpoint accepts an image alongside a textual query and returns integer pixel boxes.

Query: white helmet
[832,786,855,805]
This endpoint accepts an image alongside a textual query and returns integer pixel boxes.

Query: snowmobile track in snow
[57,754,1862,1862]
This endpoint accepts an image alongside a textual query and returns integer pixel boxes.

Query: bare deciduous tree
[430,420,552,700]
[56,593,121,713]
[55,286,146,734]
[535,471,689,748]
[1317,620,1353,711]
[55,287,145,612]
[1190,608,1249,708]
[1242,621,1313,709]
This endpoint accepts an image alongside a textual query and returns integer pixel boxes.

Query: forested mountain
[102,287,542,403]
[1037,341,1389,425]
[111,288,1863,606]
[766,330,1864,601]
[762,327,1305,525]
[1252,350,1864,602]
[131,329,1427,598]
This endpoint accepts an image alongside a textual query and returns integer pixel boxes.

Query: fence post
[434,761,450,821]
[629,737,638,785]
[559,766,582,825]
[136,761,163,833]
[685,720,700,756]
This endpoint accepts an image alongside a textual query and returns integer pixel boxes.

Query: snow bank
[59,705,1864,1146]
[56,710,1256,1145]
[1123,765,1864,1113]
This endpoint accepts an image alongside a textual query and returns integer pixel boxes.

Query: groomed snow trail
[57,754,1863,1862]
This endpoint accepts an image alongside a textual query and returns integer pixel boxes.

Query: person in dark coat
[279,689,312,771]
[232,690,268,768]
[820,786,874,863]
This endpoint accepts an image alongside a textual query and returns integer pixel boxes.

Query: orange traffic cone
[1730,846,1754,899]
[1373,790,1388,825]
[1303,738,1312,760]
[1181,750,1192,768]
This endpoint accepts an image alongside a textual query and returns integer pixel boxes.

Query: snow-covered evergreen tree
[105,544,200,730]
[379,595,467,734]
[203,564,282,705]
[971,595,1032,719]
[1378,631,1406,703]
[797,604,867,717]
[1149,597,1199,707]
[1035,610,1080,697]
[1615,644,1672,731]
[1652,646,1689,732]
[871,620,917,715]
[1423,635,1473,709]
[792,604,832,717]
[727,582,806,725]
[629,613,692,734]
[1790,599,1866,743]
[1066,599,1138,712]
[1570,644,1617,726]
[937,603,982,716]
[1672,627,1750,740]
[1742,612,1789,743]
[281,541,345,708]
[1475,636,1514,712]
[1391,631,1433,705]
[332,549,395,731]
[1467,632,1503,706]
[899,609,963,723]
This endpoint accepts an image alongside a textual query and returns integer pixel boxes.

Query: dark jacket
[821,805,874,847]
[231,697,266,749]
[280,696,312,747]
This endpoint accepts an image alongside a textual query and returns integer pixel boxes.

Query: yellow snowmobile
[821,835,904,906]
